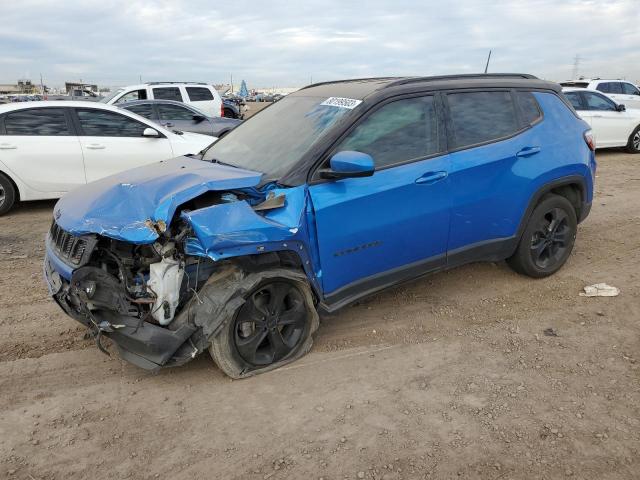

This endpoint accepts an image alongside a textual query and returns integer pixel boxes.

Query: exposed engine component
[148,256,185,325]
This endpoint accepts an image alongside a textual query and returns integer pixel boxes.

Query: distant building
[0,79,38,94]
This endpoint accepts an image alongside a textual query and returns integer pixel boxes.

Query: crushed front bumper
[44,249,197,371]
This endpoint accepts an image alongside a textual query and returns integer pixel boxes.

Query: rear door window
[564,92,584,110]
[583,92,617,111]
[124,103,154,119]
[76,109,149,137]
[447,91,519,148]
[336,96,440,169]
[597,82,622,94]
[3,108,70,136]
[515,91,542,125]
[186,87,214,101]
[153,87,183,102]
[158,104,197,120]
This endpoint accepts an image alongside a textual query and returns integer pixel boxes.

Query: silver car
[120,99,242,137]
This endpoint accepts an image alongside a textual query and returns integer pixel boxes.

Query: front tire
[208,268,319,378]
[626,125,640,154]
[507,194,577,278]
[0,173,16,216]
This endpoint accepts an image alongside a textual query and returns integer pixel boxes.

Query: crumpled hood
[54,156,263,244]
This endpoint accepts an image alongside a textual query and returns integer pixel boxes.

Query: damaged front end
[44,157,317,371]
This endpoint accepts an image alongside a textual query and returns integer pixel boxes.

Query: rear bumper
[44,250,197,371]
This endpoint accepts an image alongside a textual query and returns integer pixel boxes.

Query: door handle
[592,115,603,118]
[0,144,17,150]
[516,146,541,158]
[85,144,105,150]
[415,171,448,185]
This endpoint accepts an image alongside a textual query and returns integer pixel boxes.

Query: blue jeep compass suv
[44,74,596,377]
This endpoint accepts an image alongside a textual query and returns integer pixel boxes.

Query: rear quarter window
[186,87,214,101]
[447,91,519,149]
[515,91,542,125]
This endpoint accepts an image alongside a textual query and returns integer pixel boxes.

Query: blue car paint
[447,92,594,251]
[54,156,263,244]
[308,154,451,294]
[329,151,375,174]
[45,89,595,308]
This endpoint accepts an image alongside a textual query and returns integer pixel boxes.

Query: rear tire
[208,268,319,379]
[507,194,577,278]
[626,125,640,154]
[0,173,16,216]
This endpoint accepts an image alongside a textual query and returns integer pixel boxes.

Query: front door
[309,95,450,302]
[73,108,174,183]
[582,91,629,146]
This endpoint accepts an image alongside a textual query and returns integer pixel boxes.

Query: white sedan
[563,88,640,153]
[0,101,214,215]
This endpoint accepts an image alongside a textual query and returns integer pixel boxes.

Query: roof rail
[145,82,209,86]
[387,73,538,87]
[299,77,399,91]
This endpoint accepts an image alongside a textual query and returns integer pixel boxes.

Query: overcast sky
[1,0,639,89]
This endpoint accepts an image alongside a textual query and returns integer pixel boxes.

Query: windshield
[100,88,125,103]
[202,95,356,180]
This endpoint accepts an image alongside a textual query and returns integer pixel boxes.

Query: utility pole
[39,73,44,96]
[571,55,581,79]
[139,74,142,84]
[484,50,492,74]
[230,73,233,93]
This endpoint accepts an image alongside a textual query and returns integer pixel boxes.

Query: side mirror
[193,114,206,123]
[143,127,160,137]
[320,151,375,180]
[616,104,626,112]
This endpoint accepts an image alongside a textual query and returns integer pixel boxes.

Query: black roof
[293,73,560,100]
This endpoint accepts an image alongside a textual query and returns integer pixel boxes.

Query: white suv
[560,79,640,109]
[101,82,223,117]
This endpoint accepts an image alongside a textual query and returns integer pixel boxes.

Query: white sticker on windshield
[320,97,363,109]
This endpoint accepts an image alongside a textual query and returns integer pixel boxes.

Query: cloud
[0,0,638,88]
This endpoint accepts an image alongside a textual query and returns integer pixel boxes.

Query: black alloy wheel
[233,281,307,366]
[529,207,571,269]
[507,194,577,278]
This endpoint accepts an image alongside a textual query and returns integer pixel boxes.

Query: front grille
[49,221,94,266]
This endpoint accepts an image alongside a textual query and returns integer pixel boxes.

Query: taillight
[584,129,595,151]
[220,103,224,117]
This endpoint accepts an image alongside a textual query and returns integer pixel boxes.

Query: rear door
[563,91,593,125]
[0,107,85,193]
[308,94,450,299]
[445,90,542,258]
[582,91,629,146]
[185,86,220,117]
[73,108,174,183]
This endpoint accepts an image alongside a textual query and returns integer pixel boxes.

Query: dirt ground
[1,151,639,480]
